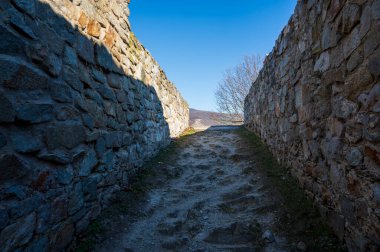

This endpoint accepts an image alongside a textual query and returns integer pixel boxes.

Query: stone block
[45,122,86,150]
[11,0,36,17]
[63,66,83,92]
[17,103,53,124]
[25,236,48,252]
[11,128,43,153]
[0,25,26,56]
[107,73,122,89]
[0,93,16,123]
[95,44,116,71]
[76,148,98,177]
[0,207,9,230]
[0,57,49,90]
[0,212,36,252]
[76,34,95,64]
[346,147,363,166]
[50,81,73,103]
[0,154,30,184]
[63,45,78,68]
[87,20,101,38]
[0,132,7,149]
[38,150,71,165]
[68,183,83,215]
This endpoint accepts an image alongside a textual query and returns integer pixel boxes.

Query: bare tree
[215,55,262,119]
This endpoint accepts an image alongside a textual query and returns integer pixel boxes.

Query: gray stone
[105,131,122,148]
[50,81,73,103]
[63,66,83,92]
[11,129,42,153]
[36,22,65,56]
[25,236,48,252]
[63,45,78,68]
[262,230,275,243]
[96,84,116,101]
[95,44,116,72]
[83,176,98,201]
[17,103,53,123]
[76,148,98,177]
[346,148,363,166]
[9,194,43,218]
[53,167,73,185]
[82,114,94,129]
[45,122,86,149]
[334,96,358,119]
[107,73,122,89]
[0,93,15,122]
[0,154,30,184]
[314,51,330,73]
[321,137,342,161]
[68,183,83,215]
[76,35,95,63]
[95,137,106,158]
[38,150,71,164]
[368,54,380,78]
[9,8,36,39]
[46,53,62,77]
[297,241,307,251]
[11,0,36,17]
[344,27,361,59]
[340,197,357,224]
[0,207,9,230]
[0,25,26,56]
[373,0,380,20]
[342,4,361,34]
[91,67,107,84]
[0,132,6,149]
[0,212,36,252]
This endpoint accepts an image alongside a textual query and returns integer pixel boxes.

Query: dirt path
[83,126,342,252]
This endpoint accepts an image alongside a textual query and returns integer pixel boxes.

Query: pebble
[297,241,307,251]
[262,230,275,243]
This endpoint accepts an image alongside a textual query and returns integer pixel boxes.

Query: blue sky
[129,0,297,111]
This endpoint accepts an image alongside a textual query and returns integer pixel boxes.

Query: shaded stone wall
[0,0,188,251]
[245,0,379,251]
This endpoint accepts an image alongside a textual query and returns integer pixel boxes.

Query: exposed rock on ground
[77,127,344,252]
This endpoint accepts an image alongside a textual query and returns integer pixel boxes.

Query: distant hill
[189,108,243,129]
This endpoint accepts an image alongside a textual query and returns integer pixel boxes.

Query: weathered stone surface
[0,93,16,123]
[87,20,101,38]
[0,154,30,184]
[11,129,42,153]
[45,123,86,149]
[244,1,379,249]
[0,0,188,250]
[11,0,36,17]
[0,25,26,56]
[76,34,95,63]
[0,57,49,90]
[0,132,7,149]
[346,147,363,167]
[0,212,36,252]
[17,104,54,123]
[76,148,98,177]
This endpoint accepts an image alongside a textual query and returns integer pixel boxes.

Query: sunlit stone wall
[245,1,380,251]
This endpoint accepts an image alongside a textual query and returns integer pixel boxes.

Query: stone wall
[244,0,379,251]
[0,0,188,251]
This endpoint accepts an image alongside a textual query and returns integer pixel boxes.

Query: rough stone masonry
[245,0,380,251]
[0,0,189,251]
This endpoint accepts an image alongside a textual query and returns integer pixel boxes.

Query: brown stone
[104,27,116,47]
[87,20,101,38]
[78,12,88,29]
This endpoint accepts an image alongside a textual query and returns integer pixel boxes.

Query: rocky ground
[74,126,345,252]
